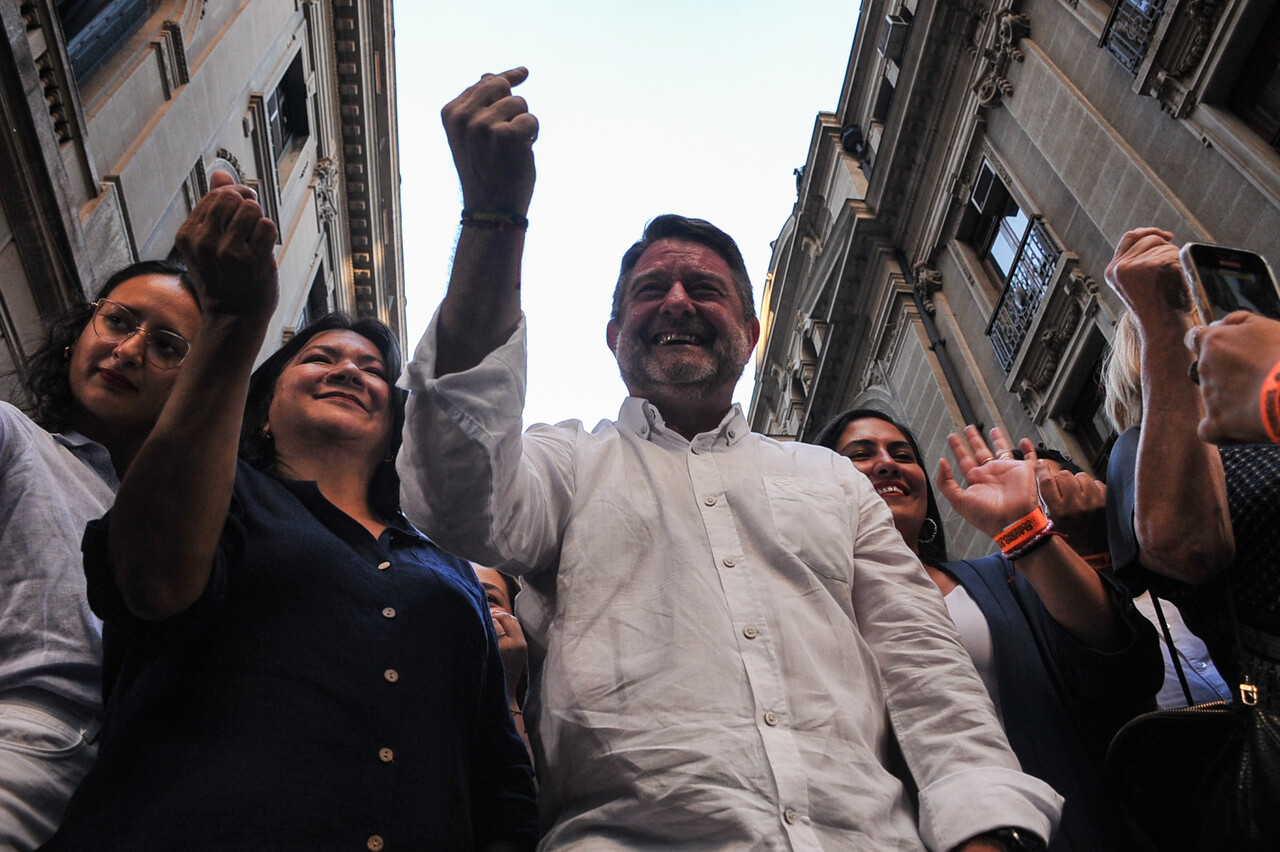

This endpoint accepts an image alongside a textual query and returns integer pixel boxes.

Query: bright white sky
[392,2,862,428]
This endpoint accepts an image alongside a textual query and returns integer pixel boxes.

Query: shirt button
[784,808,799,824]
[743,626,758,639]
[764,711,778,726]
[377,561,391,571]
[722,557,736,568]
[367,836,384,851]
[704,496,717,506]
[379,747,394,762]
[1193,661,1207,670]
[728,430,736,439]
[691,446,701,455]
[384,669,399,683]
[382,607,396,619]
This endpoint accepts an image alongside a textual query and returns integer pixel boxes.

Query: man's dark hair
[612,214,755,323]
[812,407,950,568]
[22,259,197,432]
[240,312,405,519]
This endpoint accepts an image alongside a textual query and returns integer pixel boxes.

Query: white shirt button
[784,808,799,824]
[704,496,717,506]
[382,607,396,619]
[743,626,758,639]
[764,711,778,726]
[384,669,399,683]
[377,561,391,571]
[367,835,384,851]
[722,557,736,568]
[691,446,701,455]
[379,747,394,762]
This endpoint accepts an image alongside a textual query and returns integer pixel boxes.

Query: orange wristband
[995,507,1051,553]
[1261,357,1280,444]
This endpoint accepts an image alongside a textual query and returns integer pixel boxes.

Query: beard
[614,315,753,398]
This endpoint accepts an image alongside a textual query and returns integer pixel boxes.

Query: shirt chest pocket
[763,476,855,581]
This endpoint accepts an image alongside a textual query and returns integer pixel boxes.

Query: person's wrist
[461,208,529,232]
[1259,354,1280,443]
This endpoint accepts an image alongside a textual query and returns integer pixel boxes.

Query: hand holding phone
[1179,243,1280,322]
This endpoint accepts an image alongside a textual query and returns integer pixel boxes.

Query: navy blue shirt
[47,461,537,851]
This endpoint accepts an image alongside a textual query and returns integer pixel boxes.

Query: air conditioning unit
[877,14,910,63]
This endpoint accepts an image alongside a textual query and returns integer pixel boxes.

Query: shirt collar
[265,467,430,544]
[617,397,750,450]
[54,429,120,490]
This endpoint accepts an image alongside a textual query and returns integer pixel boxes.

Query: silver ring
[998,452,1015,460]
[497,632,507,638]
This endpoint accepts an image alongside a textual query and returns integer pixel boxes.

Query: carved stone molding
[212,148,245,182]
[913,262,943,315]
[35,52,71,144]
[1063,266,1098,298]
[1159,0,1223,77]
[313,156,339,221]
[156,20,190,97]
[973,8,1030,109]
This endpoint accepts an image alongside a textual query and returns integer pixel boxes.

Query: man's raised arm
[436,67,538,376]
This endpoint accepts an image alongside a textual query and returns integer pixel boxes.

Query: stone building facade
[749,0,1280,558]
[0,0,403,398]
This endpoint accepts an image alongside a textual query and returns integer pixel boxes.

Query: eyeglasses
[90,299,192,370]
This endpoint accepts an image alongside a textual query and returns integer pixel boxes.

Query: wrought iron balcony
[1101,0,1168,75]
[986,217,1062,372]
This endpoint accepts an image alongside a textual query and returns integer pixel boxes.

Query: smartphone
[1179,242,1280,322]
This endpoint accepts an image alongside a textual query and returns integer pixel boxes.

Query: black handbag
[1105,592,1280,852]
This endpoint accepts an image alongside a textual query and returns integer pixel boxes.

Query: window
[1062,336,1111,474]
[963,160,1032,284]
[1228,5,1280,152]
[57,0,151,82]
[267,54,309,168]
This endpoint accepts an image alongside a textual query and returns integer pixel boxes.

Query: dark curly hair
[239,312,405,520]
[22,259,196,432]
[812,407,950,568]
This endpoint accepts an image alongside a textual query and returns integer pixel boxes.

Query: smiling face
[837,416,930,549]
[69,273,201,445]
[606,238,760,405]
[265,330,393,463]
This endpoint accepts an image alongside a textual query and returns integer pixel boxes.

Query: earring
[64,345,72,360]
[919,517,939,544]
[260,426,273,443]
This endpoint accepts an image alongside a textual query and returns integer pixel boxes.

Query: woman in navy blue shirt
[46,176,537,850]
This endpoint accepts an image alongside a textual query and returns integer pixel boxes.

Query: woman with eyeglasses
[0,259,200,849]
[43,176,537,850]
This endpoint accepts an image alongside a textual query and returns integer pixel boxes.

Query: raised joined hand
[442,67,539,217]
[936,425,1040,539]
[175,170,279,320]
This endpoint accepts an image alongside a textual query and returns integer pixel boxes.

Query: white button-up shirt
[399,318,1061,851]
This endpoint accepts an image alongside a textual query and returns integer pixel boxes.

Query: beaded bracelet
[461,208,529,232]
[1260,356,1280,444]
[1006,527,1063,561]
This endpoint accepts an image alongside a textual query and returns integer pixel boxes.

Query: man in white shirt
[399,67,1062,852]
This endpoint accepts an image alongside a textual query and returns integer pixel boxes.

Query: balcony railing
[986,217,1062,372]
[1101,0,1167,75]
